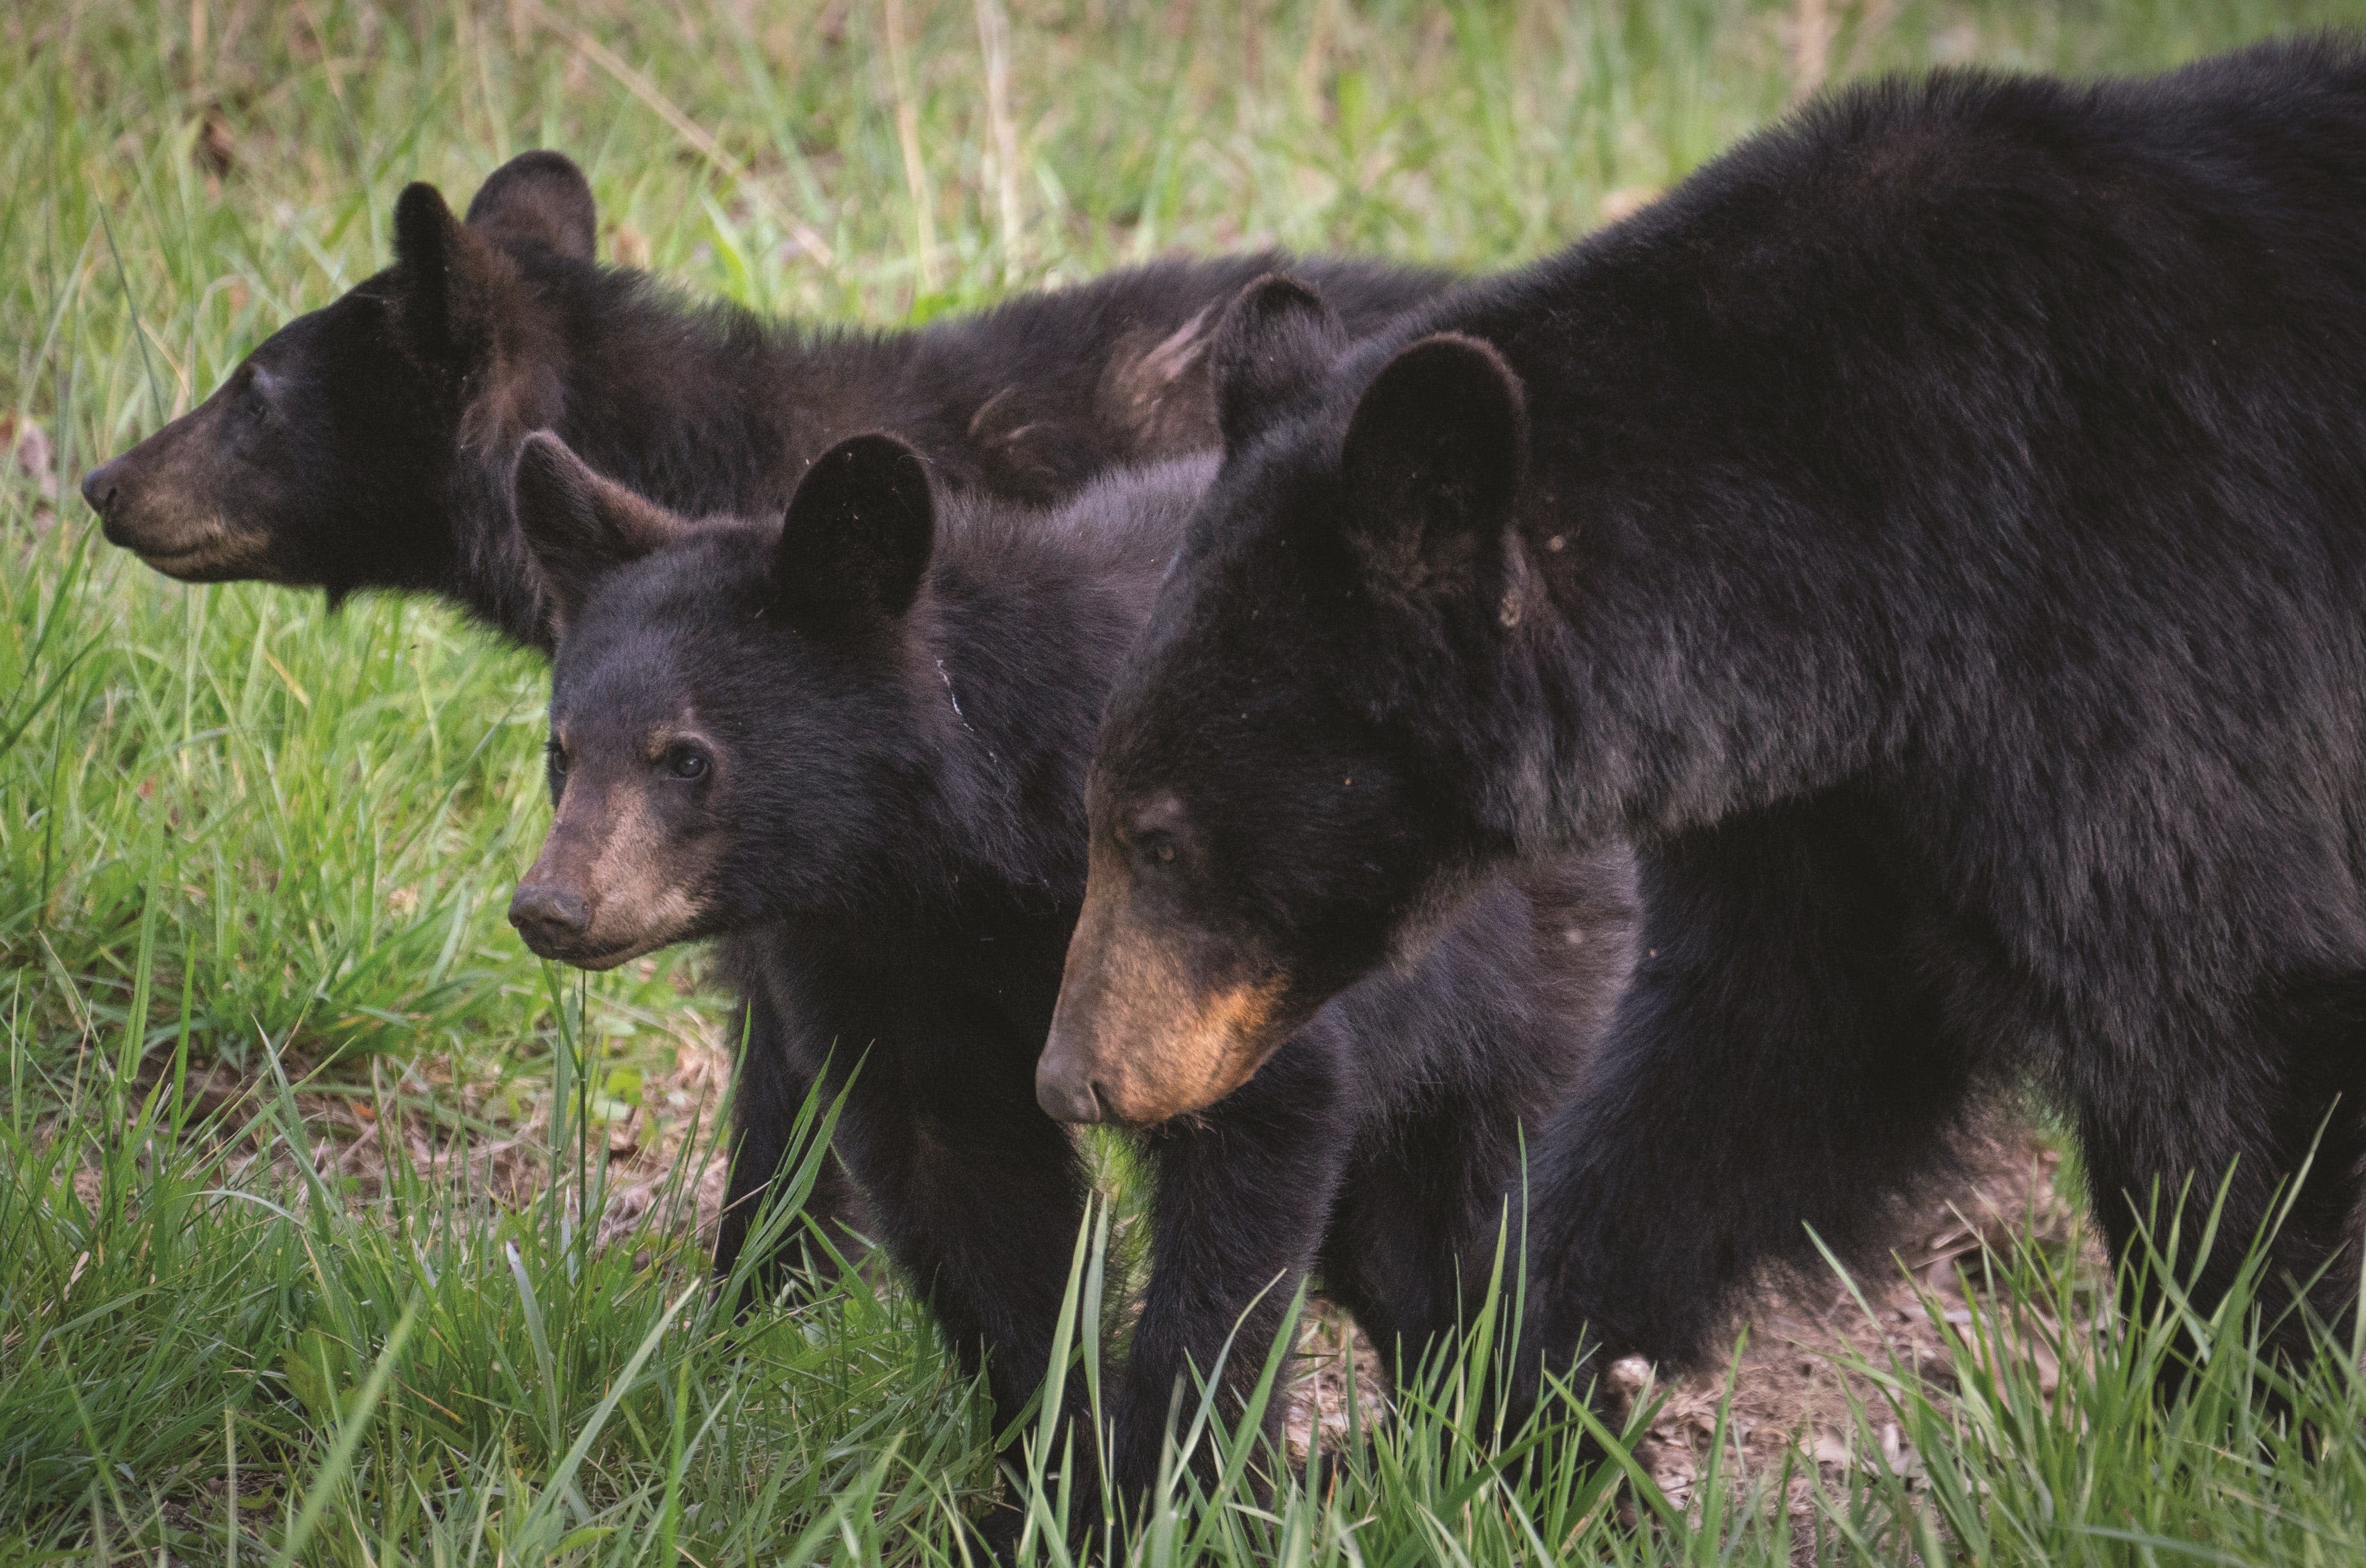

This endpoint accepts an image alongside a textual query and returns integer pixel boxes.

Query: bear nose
[509,883,590,952]
[80,461,120,518]
[1034,1059,1107,1125]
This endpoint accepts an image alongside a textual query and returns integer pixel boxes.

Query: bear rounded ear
[1338,333,1529,599]
[392,181,503,369]
[773,434,935,622]
[1210,274,1349,453]
[466,150,597,262]
[511,432,681,630]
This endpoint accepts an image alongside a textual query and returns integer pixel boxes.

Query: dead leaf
[2,414,57,502]
[196,113,237,179]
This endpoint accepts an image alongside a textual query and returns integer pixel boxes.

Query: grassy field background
[9,1,2366,1562]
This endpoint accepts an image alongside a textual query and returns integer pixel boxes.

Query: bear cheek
[581,795,717,955]
[1098,967,1292,1125]
[1161,971,1294,1111]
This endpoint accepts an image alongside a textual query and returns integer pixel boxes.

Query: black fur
[527,443,1633,1535]
[1059,37,2366,1408]
[77,152,1453,1296]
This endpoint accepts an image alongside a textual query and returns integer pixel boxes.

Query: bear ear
[392,181,507,371]
[1210,274,1349,454]
[1336,333,1529,600]
[772,434,936,622]
[511,432,681,631]
[466,150,598,262]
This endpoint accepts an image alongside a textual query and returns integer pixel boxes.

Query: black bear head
[1039,314,1530,1127]
[507,431,941,969]
[78,151,589,602]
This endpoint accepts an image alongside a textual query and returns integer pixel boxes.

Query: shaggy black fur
[1051,37,2366,1410]
[511,434,1633,1539]
[77,152,1451,1294]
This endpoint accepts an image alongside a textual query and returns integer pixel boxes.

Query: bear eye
[545,739,569,776]
[1137,831,1179,867]
[663,743,712,781]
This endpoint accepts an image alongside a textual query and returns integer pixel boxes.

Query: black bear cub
[505,430,1632,1536]
[1045,35,2366,1414]
[78,149,1448,1294]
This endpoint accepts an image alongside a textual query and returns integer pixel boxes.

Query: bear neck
[898,558,1143,911]
[447,254,929,652]
[1354,280,1911,862]
[1365,474,1897,874]
[832,484,1184,949]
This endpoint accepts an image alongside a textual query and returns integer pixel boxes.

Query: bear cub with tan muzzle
[504,410,1633,1544]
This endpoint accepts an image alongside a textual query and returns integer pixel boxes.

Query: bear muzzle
[508,882,592,956]
[1040,882,1295,1126]
[511,784,719,969]
[82,453,283,582]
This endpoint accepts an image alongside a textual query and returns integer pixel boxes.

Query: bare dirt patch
[57,1025,740,1252]
[1281,1118,2105,1512]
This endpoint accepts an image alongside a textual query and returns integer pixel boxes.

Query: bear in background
[504,428,1633,1542]
[1044,37,2366,1410]
[78,150,1451,1294]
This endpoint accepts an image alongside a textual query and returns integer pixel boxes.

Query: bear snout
[509,882,591,955]
[80,459,122,522]
[1033,1050,1107,1125]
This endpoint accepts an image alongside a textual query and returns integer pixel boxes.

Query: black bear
[502,429,1633,1538]
[77,150,1450,1290]
[79,150,1446,649]
[1042,36,2366,1412]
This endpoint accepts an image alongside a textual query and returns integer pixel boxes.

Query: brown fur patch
[1043,866,1288,1125]
[1095,305,1220,457]
[521,770,718,969]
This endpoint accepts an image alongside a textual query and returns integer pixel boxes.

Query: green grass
[8,1,2366,1562]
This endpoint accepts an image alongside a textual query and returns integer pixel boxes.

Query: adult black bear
[503,430,1632,1538]
[78,150,1449,1290]
[1042,37,2366,1409]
